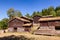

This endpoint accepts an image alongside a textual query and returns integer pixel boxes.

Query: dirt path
[0,32,60,40]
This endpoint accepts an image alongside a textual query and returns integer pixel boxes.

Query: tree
[7,8,22,19]
[25,13,31,18]
[0,21,3,29]
[48,6,54,11]
[36,11,42,16]
[0,18,9,29]
[56,10,60,16]
[14,10,22,17]
[31,11,37,17]
[31,11,42,17]
[7,8,15,19]
[55,6,60,11]
[48,6,54,15]
[42,9,48,16]
[50,11,56,17]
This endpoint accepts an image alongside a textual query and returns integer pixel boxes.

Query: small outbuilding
[8,17,32,32]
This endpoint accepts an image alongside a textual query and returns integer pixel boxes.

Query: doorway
[14,27,17,32]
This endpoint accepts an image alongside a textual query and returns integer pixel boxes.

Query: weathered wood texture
[9,18,24,28]
[8,18,32,32]
[33,16,41,23]
[8,16,60,35]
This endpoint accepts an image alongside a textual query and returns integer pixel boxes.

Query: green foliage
[56,10,60,16]
[7,8,22,19]
[1,6,60,30]
[55,6,60,11]
[7,6,60,19]
[42,9,48,16]
[7,8,15,19]
[36,11,42,16]
[25,13,32,18]
[0,18,9,29]
[31,11,42,17]
[31,11,37,17]
[48,6,54,11]
[31,6,60,17]
[49,11,56,17]
[14,10,22,17]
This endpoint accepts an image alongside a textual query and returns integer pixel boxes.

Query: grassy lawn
[0,32,60,40]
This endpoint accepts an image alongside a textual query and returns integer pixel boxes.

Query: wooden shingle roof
[39,17,60,21]
[9,17,30,22]
[21,16,33,20]
[23,23,32,26]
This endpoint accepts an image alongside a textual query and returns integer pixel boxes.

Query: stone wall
[17,27,24,32]
[8,28,14,32]
[34,29,55,35]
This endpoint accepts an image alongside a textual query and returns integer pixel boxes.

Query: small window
[55,26,60,30]
[14,27,17,32]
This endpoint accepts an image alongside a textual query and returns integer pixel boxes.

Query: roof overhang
[38,17,60,21]
[8,17,30,23]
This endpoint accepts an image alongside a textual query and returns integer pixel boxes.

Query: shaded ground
[0,32,60,40]
[0,35,34,40]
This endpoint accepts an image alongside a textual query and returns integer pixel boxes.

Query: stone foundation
[8,27,25,32]
[34,26,55,35]
[17,27,24,32]
[8,28,14,32]
[34,29,55,35]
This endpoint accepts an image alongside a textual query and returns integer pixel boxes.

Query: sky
[0,0,60,20]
